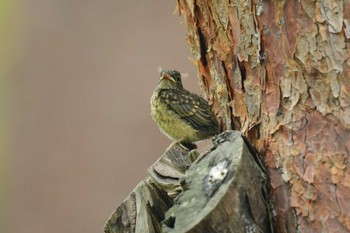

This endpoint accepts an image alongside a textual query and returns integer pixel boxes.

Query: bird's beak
[161,72,176,83]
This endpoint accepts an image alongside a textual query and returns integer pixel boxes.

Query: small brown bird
[150,69,220,148]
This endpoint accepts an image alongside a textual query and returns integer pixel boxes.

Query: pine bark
[177,0,350,232]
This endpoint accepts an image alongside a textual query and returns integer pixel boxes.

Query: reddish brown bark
[177,0,350,232]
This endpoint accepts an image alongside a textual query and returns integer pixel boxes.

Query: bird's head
[158,69,183,89]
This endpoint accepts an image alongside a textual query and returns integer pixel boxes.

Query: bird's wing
[159,89,219,134]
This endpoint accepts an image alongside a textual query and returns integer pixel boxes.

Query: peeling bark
[177,0,350,232]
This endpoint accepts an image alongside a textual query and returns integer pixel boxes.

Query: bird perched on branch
[150,69,220,148]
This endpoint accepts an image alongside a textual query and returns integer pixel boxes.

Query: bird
[150,69,220,149]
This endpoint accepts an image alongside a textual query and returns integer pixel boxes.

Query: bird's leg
[166,138,184,150]
[180,141,197,150]
[166,138,197,151]
[188,149,200,162]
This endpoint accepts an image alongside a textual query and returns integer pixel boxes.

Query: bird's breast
[150,92,199,142]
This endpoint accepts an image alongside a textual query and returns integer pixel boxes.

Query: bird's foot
[188,149,200,163]
[167,139,197,151]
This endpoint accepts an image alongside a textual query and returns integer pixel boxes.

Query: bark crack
[334,184,342,214]
[197,28,208,67]
[238,61,246,92]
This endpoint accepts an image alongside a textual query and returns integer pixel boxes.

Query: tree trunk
[177,0,350,232]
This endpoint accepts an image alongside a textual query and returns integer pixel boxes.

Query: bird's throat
[157,79,179,90]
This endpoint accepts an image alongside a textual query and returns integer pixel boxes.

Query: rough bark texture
[163,131,270,233]
[105,131,270,233]
[177,0,350,232]
[104,144,192,233]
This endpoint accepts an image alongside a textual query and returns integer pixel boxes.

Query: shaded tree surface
[177,0,350,232]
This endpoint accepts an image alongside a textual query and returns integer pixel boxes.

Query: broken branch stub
[162,131,271,233]
[104,131,271,233]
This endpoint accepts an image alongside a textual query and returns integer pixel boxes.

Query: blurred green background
[0,1,198,232]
